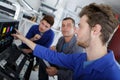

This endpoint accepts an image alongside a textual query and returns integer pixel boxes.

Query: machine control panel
[0,19,19,53]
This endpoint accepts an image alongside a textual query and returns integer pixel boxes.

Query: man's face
[39,20,51,33]
[61,19,75,37]
[75,15,92,48]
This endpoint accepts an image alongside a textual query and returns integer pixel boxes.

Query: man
[19,15,55,80]
[46,17,84,80]
[12,3,120,80]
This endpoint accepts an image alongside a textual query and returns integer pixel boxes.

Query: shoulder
[59,36,64,40]
[57,36,64,43]
[46,29,54,35]
[74,45,84,53]
[71,38,84,53]
[32,24,39,28]
[101,62,120,79]
[44,29,55,38]
[31,24,39,29]
[71,53,86,64]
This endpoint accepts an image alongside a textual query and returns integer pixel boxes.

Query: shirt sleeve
[33,44,75,70]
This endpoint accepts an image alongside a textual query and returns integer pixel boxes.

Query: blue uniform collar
[83,50,116,74]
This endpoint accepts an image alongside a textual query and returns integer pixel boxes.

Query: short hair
[63,17,75,26]
[79,3,119,45]
[42,15,54,26]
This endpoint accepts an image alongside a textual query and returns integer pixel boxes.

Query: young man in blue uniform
[12,3,120,80]
[19,15,55,80]
[46,17,84,80]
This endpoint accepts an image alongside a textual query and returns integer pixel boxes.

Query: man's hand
[46,67,58,76]
[22,49,32,54]
[31,34,41,41]
[11,29,24,39]
[50,46,56,51]
[11,29,36,51]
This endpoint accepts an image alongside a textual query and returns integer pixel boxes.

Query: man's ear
[92,24,102,35]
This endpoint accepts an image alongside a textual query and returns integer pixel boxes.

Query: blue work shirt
[20,25,54,48]
[33,45,120,80]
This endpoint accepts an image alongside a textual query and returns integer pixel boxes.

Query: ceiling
[76,0,120,21]
[104,0,120,15]
[78,0,120,14]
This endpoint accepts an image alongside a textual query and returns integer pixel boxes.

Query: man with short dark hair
[46,17,84,80]
[19,15,55,80]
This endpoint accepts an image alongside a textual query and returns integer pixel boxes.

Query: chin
[77,41,86,48]
[39,28,43,32]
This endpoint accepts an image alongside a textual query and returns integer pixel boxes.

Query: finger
[47,67,51,69]
[11,34,16,37]
[14,28,21,34]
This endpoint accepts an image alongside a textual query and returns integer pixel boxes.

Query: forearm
[19,35,36,50]
[30,37,35,41]
[22,49,33,53]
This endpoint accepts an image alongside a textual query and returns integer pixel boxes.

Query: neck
[86,41,107,61]
[64,36,73,43]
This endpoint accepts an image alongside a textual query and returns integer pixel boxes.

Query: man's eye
[45,26,48,28]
